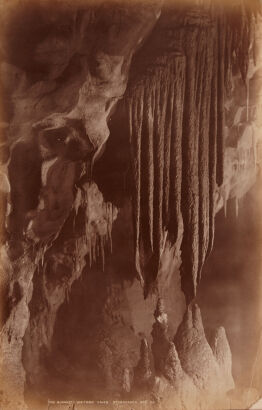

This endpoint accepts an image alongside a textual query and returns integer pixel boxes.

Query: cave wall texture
[0,0,262,409]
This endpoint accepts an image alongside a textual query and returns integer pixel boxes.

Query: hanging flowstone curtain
[128,53,186,297]
[127,1,260,302]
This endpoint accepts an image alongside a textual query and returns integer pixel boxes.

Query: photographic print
[0,0,262,409]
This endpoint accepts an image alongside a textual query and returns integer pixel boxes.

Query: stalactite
[228,0,260,82]
[153,73,166,255]
[224,24,233,97]
[238,2,252,83]
[195,37,206,287]
[207,28,218,260]
[162,82,174,232]
[146,85,155,251]
[73,184,116,272]
[168,57,185,245]
[197,35,213,285]
[252,15,257,66]
[145,71,169,296]
[128,55,185,297]
[138,78,155,264]
[246,78,250,122]
[127,0,259,302]
[180,28,201,302]
[216,13,226,187]
[129,92,144,285]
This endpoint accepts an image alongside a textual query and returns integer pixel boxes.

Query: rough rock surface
[0,1,261,410]
[151,298,171,375]
[174,304,225,399]
[209,326,235,392]
[162,341,198,410]
[150,302,234,410]
[0,249,38,410]
[133,338,152,390]
[0,2,162,408]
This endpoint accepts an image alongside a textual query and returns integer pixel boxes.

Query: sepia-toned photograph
[0,0,262,409]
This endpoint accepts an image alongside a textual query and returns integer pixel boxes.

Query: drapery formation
[128,54,185,297]
[127,2,260,302]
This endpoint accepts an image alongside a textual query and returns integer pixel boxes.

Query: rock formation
[127,0,262,302]
[151,298,170,374]
[149,300,234,409]
[0,0,261,409]
[209,326,235,393]
[134,338,152,390]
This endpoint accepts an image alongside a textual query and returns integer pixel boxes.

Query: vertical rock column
[127,54,186,297]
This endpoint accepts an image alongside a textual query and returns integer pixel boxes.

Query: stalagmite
[151,297,170,374]
[163,341,183,385]
[134,338,152,388]
[1,3,260,409]
[209,327,235,391]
